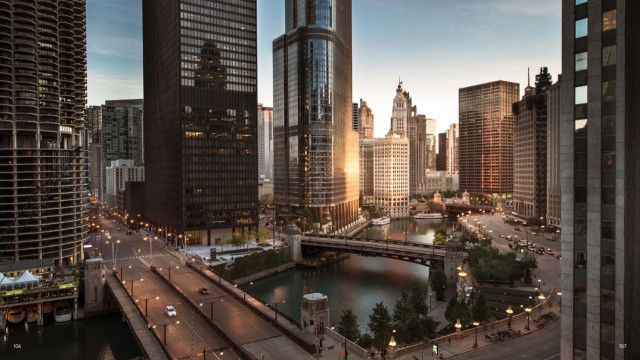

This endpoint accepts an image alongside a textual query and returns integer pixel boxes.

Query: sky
[86,0,561,137]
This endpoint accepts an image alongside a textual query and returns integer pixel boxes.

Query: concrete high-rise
[273,0,359,232]
[143,0,258,246]
[512,68,551,220]
[446,123,459,174]
[359,137,374,205]
[546,76,561,229]
[86,106,102,199]
[459,80,519,195]
[561,1,639,359]
[0,1,88,263]
[359,99,374,139]
[257,104,273,181]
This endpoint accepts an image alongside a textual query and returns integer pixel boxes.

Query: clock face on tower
[397,111,404,117]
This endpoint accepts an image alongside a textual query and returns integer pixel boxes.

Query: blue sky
[87,0,561,136]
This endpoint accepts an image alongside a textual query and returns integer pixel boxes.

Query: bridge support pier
[284,223,302,261]
[444,237,464,284]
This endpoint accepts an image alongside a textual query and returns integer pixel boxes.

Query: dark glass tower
[273,0,359,232]
[143,0,258,245]
[0,0,88,264]
[561,1,639,359]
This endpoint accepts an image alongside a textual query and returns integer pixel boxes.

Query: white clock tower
[391,81,411,135]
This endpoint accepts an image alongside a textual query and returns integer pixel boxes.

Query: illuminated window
[575,86,587,104]
[603,10,616,31]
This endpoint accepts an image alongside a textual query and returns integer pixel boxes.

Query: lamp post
[266,300,285,322]
[123,278,143,297]
[158,265,179,281]
[524,306,532,330]
[199,299,224,320]
[388,335,396,357]
[203,347,225,360]
[153,321,180,345]
[136,296,159,317]
[472,321,480,348]
[120,265,132,280]
[506,306,513,330]
[454,318,462,333]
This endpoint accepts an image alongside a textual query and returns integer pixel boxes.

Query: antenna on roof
[527,68,530,87]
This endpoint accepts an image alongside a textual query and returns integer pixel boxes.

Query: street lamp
[203,347,225,360]
[153,320,180,345]
[266,300,285,322]
[122,278,144,297]
[388,335,396,356]
[120,265,132,280]
[199,299,224,320]
[136,296,159,317]
[472,321,480,348]
[158,265,179,281]
[524,306,532,330]
[505,306,513,330]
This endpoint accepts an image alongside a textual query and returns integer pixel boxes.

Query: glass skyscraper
[273,0,359,232]
[561,1,639,359]
[143,0,258,245]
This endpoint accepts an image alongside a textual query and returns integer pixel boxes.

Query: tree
[337,309,361,342]
[357,333,372,349]
[472,293,491,323]
[256,229,271,245]
[367,302,392,349]
[444,297,459,324]
[392,286,437,343]
[408,286,429,316]
[228,233,246,249]
[520,254,538,284]
[392,291,413,325]
[430,266,447,301]
[426,200,442,213]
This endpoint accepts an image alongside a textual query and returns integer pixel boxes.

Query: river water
[0,314,143,360]
[248,218,453,332]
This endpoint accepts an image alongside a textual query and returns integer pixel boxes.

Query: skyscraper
[374,133,409,218]
[86,106,102,199]
[143,0,258,245]
[512,68,551,220]
[359,99,374,139]
[273,0,359,232]
[459,80,519,195]
[546,76,561,229]
[359,137,374,205]
[352,102,360,133]
[446,123,459,174]
[257,103,273,181]
[0,1,88,263]
[561,1,638,359]
[436,132,447,171]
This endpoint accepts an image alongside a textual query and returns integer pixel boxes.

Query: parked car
[545,249,555,255]
[166,305,177,317]
[199,287,209,295]
[536,248,545,255]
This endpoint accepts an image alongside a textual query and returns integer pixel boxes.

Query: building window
[575,52,588,71]
[603,10,616,31]
[575,86,587,104]
[575,18,588,38]
[602,45,616,66]
[602,80,616,102]
[575,0,587,4]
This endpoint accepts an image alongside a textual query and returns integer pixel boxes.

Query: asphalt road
[452,320,560,360]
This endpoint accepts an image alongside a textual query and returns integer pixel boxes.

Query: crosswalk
[103,253,170,262]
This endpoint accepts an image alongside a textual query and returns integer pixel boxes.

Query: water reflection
[357,218,453,244]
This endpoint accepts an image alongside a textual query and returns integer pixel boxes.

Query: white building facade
[257,104,273,181]
[374,133,409,218]
[105,159,145,207]
[446,123,459,174]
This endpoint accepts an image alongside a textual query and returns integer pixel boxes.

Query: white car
[166,305,177,317]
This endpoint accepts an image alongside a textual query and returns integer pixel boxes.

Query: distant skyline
[87,0,561,136]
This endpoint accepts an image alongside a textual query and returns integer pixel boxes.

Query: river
[1,314,143,360]
[247,218,453,332]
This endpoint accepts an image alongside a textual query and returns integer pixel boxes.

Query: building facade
[273,0,359,232]
[359,137,374,205]
[546,76,561,229]
[257,103,273,181]
[512,68,551,220]
[0,1,88,264]
[359,99,374,139]
[424,171,459,194]
[436,132,446,171]
[425,117,437,173]
[143,0,258,246]
[561,1,639,359]
[374,133,409,218]
[86,106,102,199]
[352,102,360,133]
[446,123,459,174]
[104,160,145,208]
[459,80,519,195]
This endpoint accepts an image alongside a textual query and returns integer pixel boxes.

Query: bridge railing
[303,233,447,250]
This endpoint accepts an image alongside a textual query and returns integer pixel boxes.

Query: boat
[54,302,72,323]
[42,303,53,316]
[7,307,26,324]
[413,213,443,220]
[26,306,38,323]
[371,216,391,226]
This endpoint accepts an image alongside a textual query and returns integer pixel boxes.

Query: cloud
[87,35,142,59]
[87,71,143,105]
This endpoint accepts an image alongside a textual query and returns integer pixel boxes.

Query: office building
[0,1,88,263]
[512,68,551,220]
[424,117,437,172]
[424,171,459,194]
[547,76,561,229]
[359,99,374,139]
[273,0,359,232]
[143,0,258,245]
[446,123,459,174]
[459,80,519,195]
[359,137,374,204]
[374,133,409,218]
[258,103,273,181]
[352,102,360,133]
[86,106,102,199]
[104,160,145,208]
[436,132,446,171]
[561,1,639,359]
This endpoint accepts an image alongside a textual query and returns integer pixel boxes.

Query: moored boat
[413,212,443,220]
[371,216,391,226]
[27,306,38,323]
[7,307,26,324]
[54,302,72,323]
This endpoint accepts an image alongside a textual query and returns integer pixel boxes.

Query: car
[166,305,177,317]
[199,287,209,295]
[545,249,555,255]
[536,248,545,255]
[514,227,521,231]
[499,233,506,238]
